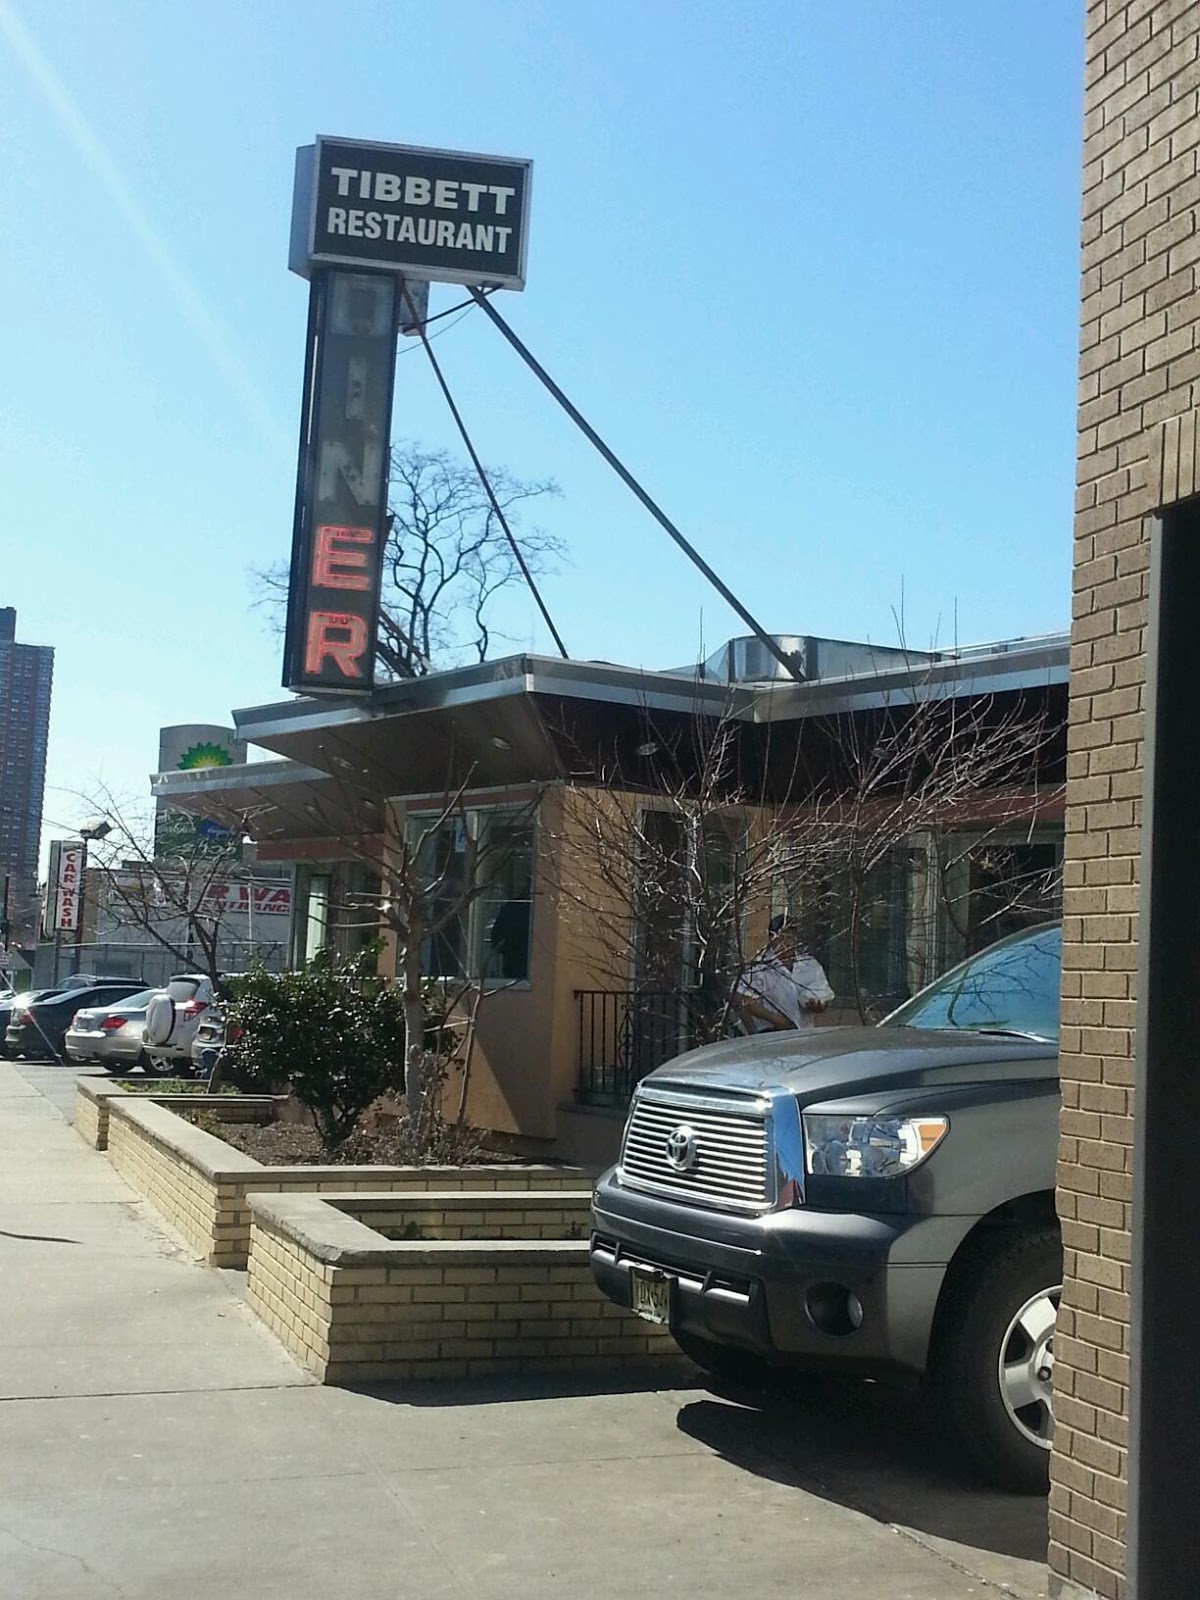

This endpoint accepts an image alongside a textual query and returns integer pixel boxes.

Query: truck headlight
[802,1112,949,1178]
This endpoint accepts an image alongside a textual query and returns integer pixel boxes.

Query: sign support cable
[400,281,569,660]
[468,287,805,685]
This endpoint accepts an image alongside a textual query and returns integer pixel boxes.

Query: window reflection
[886,923,1061,1040]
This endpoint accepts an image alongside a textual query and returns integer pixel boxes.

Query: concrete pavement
[0,1059,1049,1598]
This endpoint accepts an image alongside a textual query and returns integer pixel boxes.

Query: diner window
[336,863,382,956]
[792,849,913,1018]
[937,829,1064,964]
[410,808,535,983]
[964,837,1063,954]
[302,870,330,965]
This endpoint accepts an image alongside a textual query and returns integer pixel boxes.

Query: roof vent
[685,635,936,685]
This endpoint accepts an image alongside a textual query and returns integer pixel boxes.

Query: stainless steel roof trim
[233,655,749,744]
[754,648,1068,724]
[226,635,1067,748]
[149,759,332,798]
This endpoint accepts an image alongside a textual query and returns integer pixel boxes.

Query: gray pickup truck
[590,923,1062,1493]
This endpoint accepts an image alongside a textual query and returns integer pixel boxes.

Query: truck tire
[931,1226,1061,1494]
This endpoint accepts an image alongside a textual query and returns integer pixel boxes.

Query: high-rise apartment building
[0,607,54,935]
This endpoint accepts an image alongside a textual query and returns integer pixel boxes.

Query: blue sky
[0,0,1083,849]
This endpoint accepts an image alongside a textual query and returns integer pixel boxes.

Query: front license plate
[630,1267,672,1325]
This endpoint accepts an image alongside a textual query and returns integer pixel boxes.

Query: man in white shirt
[735,916,835,1034]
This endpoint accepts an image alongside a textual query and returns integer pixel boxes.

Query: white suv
[143,974,215,1076]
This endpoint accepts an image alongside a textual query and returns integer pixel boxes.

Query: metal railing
[575,988,711,1106]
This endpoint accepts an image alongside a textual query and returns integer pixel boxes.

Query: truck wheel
[672,1331,775,1390]
[931,1226,1061,1494]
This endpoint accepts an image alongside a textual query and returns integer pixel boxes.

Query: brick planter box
[102,1093,588,1269]
[246,1189,685,1385]
[74,1076,281,1152]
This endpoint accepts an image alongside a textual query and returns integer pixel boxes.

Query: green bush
[228,946,407,1149]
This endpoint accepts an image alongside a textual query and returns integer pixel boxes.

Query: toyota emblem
[665,1124,699,1173]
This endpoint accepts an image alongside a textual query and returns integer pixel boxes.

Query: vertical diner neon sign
[283,271,398,692]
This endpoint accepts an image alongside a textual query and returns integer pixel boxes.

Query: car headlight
[802,1112,949,1178]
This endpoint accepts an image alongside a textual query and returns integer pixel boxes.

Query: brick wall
[107,1105,249,1264]
[334,1190,595,1240]
[73,1088,104,1151]
[1052,4,1200,1597]
[246,1197,685,1385]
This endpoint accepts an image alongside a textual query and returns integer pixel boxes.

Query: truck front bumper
[591,1171,971,1378]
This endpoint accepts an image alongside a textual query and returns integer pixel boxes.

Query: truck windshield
[884,923,1061,1042]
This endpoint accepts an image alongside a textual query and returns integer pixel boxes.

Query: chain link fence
[29,939,287,990]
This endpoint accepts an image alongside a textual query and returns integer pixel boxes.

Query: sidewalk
[0,1061,1049,1599]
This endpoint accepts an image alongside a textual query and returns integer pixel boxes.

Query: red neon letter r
[304,611,369,679]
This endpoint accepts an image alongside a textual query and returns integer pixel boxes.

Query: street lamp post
[73,819,113,977]
[242,837,258,968]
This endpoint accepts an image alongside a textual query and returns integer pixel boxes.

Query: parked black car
[1,989,46,1057]
[5,981,146,1061]
[590,923,1063,1493]
[0,978,103,1057]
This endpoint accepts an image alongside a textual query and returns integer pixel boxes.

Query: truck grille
[620,1088,772,1212]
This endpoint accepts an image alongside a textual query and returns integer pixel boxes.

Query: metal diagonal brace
[401,282,570,660]
[469,287,804,684]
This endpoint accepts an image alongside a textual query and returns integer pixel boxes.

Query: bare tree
[261,763,538,1137]
[252,439,565,677]
[549,714,770,1039]
[546,668,1064,1090]
[789,683,1064,1019]
[69,784,261,984]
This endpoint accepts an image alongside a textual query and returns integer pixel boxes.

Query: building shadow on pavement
[674,1377,1048,1565]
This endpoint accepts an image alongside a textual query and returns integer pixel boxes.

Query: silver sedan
[65,988,161,1072]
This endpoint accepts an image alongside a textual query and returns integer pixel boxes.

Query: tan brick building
[1052,3,1200,1596]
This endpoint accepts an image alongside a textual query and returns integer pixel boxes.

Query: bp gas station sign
[282,137,531,695]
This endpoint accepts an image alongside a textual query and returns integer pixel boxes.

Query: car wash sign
[290,137,531,291]
[45,840,85,935]
[283,136,532,696]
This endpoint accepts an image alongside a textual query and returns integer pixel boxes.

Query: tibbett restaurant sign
[290,137,532,292]
[282,135,532,698]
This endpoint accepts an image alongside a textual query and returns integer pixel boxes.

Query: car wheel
[671,1331,778,1390]
[139,1053,174,1079]
[930,1226,1061,1494]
